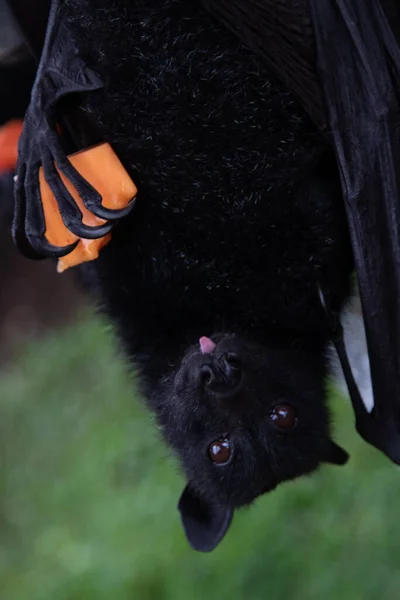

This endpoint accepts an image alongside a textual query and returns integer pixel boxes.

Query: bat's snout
[197,353,242,398]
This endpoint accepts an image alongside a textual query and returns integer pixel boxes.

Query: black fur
[61,0,353,549]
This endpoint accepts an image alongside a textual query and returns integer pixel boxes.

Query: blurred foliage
[1,310,399,600]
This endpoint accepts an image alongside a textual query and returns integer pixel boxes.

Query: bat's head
[155,333,348,552]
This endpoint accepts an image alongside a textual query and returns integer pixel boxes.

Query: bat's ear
[178,484,233,552]
[323,440,349,466]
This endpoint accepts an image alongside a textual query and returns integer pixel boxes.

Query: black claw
[86,196,137,221]
[26,233,80,259]
[63,217,114,239]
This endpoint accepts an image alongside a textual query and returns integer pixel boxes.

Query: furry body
[62,0,353,547]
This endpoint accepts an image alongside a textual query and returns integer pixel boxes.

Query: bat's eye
[269,403,297,431]
[208,437,232,465]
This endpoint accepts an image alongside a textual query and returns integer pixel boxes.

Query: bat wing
[311,0,400,463]
[9,0,135,261]
[204,0,400,464]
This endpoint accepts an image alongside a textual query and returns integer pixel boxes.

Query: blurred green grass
[1,310,399,600]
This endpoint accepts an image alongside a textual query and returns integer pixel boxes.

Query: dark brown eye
[269,404,297,430]
[208,437,232,465]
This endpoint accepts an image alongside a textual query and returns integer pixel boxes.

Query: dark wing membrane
[311,0,400,463]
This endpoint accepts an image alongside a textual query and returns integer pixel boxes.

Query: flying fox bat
[8,0,400,551]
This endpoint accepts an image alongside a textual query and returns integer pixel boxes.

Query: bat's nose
[199,353,242,398]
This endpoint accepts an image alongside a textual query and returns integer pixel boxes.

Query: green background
[1,310,399,600]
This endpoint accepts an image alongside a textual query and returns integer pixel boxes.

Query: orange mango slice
[38,142,137,272]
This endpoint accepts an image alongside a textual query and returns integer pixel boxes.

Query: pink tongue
[199,336,217,354]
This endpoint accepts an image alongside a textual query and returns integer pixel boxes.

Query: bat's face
[156,334,348,551]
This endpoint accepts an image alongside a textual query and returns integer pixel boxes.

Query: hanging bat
[8,0,400,552]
